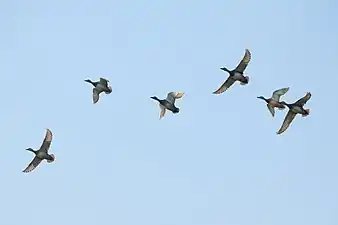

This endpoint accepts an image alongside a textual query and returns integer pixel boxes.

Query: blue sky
[1,0,337,224]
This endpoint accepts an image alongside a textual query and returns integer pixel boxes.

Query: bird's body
[36,150,54,161]
[85,77,112,104]
[213,49,251,94]
[277,92,311,135]
[151,92,184,119]
[23,128,55,173]
[257,87,289,117]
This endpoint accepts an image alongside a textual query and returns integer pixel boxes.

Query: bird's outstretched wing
[234,49,251,73]
[213,76,235,94]
[40,129,53,153]
[277,110,297,135]
[267,104,275,117]
[159,104,166,119]
[23,156,43,173]
[99,78,109,87]
[93,88,101,104]
[271,87,289,101]
[166,92,184,104]
[295,92,311,106]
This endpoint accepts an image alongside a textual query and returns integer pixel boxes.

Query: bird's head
[172,108,179,113]
[105,86,112,94]
[26,148,36,153]
[220,67,230,72]
[150,96,159,101]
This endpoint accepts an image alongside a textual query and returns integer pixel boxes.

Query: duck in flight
[257,87,290,117]
[150,92,184,119]
[213,49,251,94]
[23,128,55,173]
[84,77,112,104]
[277,92,311,135]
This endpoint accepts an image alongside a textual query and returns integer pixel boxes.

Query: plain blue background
[1,0,337,224]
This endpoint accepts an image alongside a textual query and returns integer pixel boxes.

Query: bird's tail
[240,76,249,85]
[278,104,286,110]
[104,86,112,94]
[302,109,310,117]
[47,154,55,163]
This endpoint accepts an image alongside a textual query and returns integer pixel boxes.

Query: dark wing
[40,129,53,153]
[22,156,43,173]
[234,49,251,73]
[213,76,236,94]
[99,78,109,87]
[93,88,100,104]
[277,110,297,135]
[294,92,311,107]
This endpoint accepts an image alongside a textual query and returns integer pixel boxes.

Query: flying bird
[84,77,112,104]
[213,49,252,94]
[277,92,311,135]
[257,87,290,117]
[150,92,184,119]
[23,128,55,173]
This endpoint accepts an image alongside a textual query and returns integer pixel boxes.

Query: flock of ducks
[22,48,311,173]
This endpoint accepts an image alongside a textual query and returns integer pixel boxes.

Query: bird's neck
[29,149,37,154]
[87,80,97,86]
[284,103,292,108]
[259,97,268,103]
[222,67,230,72]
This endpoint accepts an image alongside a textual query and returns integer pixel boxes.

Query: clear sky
[1,0,337,224]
